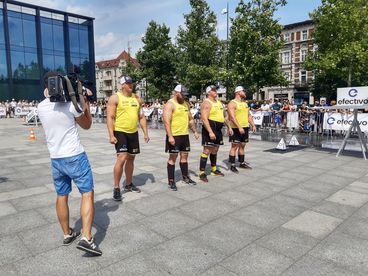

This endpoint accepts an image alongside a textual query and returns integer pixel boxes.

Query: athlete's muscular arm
[227,101,242,135]
[248,110,257,132]
[200,100,216,140]
[137,96,150,143]
[187,102,199,140]
[106,94,118,144]
[163,101,175,145]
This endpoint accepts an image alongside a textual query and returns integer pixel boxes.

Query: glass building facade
[0,0,95,100]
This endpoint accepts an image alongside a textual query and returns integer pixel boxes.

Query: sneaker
[199,173,208,182]
[168,181,177,191]
[124,183,141,193]
[113,187,122,201]
[230,165,239,174]
[77,237,102,256]
[239,163,252,169]
[63,228,81,246]
[183,176,197,185]
[211,169,225,176]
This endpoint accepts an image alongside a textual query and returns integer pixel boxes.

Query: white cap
[206,85,217,94]
[235,86,244,93]
[120,75,133,84]
[174,84,189,95]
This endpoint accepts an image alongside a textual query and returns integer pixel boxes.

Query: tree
[305,0,368,98]
[136,21,177,100]
[176,0,222,97]
[229,0,287,99]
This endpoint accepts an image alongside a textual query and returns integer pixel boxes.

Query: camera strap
[64,76,85,113]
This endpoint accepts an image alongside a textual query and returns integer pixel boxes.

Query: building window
[302,30,308,40]
[301,49,307,62]
[283,33,290,42]
[282,51,291,64]
[300,70,307,83]
[284,71,291,81]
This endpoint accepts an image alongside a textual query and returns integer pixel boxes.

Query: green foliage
[136,21,177,100]
[229,0,287,97]
[305,0,368,98]
[176,0,222,97]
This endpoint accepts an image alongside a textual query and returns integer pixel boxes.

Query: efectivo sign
[337,87,368,106]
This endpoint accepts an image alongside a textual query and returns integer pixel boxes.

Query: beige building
[95,51,139,99]
[263,20,315,104]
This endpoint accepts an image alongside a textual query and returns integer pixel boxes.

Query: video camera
[46,66,94,113]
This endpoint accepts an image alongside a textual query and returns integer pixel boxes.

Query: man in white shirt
[38,72,102,256]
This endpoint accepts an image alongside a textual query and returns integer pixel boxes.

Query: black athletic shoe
[199,173,208,182]
[124,183,141,193]
[183,176,197,185]
[113,187,122,201]
[230,165,239,174]
[169,181,177,191]
[63,228,81,246]
[239,163,252,169]
[77,237,102,256]
[211,169,225,176]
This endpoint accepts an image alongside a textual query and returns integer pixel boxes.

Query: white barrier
[323,112,368,132]
[0,107,5,116]
[250,111,264,125]
[287,112,299,128]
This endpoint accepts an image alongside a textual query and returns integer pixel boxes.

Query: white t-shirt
[38,98,84,159]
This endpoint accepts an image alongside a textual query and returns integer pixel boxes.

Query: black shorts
[114,131,140,154]
[202,120,224,147]
[165,135,190,153]
[229,127,249,143]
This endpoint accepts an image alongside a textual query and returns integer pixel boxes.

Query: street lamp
[221,2,229,100]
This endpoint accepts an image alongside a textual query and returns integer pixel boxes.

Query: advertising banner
[323,112,368,132]
[250,111,264,125]
[0,107,5,116]
[337,87,368,106]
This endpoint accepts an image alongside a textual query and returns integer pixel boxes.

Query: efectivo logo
[327,117,335,125]
[338,88,368,105]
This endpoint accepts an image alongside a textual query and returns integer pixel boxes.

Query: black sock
[229,155,236,165]
[199,153,208,172]
[210,154,217,167]
[238,154,245,163]
[167,163,175,183]
[180,162,188,178]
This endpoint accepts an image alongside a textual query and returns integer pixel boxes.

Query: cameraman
[37,72,102,256]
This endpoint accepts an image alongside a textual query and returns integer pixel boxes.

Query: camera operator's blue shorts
[51,152,94,196]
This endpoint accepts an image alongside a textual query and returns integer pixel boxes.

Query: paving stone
[345,181,368,194]
[211,190,258,207]
[94,222,166,267]
[282,210,342,239]
[0,186,49,202]
[0,210,48,235]
[143,234,225,275]
[140,209,203,239]
[0,264,19,276]
[282,255,359,276]
[169,185,212,201]
[0,235,31,266]
[0,201,17,217]
[312,200,357,219]
[178,197,237,223]
[126,193,186,216]
[0,180,25,193]
[311,173,356,188]
[326,189,368,207]
[254,195,309,217]
[101,253,171,276]
[221,243,294,276]
[187,216,265,255]
[256,227,319,260]
[309,232,368,275]
[282,186,331,203]
[15,246,101,275]
[338,217,368,240]
[230,205,292,230]
[10,191,56,211]
[200,265,238,276]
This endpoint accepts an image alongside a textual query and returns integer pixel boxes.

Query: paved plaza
[1,118,368,275]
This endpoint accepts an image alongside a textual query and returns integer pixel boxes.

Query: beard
[177,97,185,104]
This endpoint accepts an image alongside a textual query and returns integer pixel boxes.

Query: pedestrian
[37,72,102,256]
[107,75,150,201]
[227,86,256,173]
[199,85,232,182]
[163,84,199,191]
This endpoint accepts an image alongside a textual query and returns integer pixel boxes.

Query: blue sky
[19,0,321,60]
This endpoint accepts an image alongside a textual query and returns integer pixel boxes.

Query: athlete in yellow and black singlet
[227,86,256,173]
[163,85,199,191]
